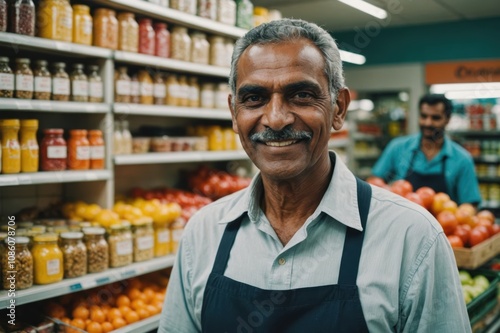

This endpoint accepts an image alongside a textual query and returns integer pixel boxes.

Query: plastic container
[51,62,70,101]
[72,4,92,45]
[132,137,150,153]
[40,129,67,171]
[108,223,133,268]
[89,130,105,169]
[0,57,14,98]
[154,22,170,58]
[115,66,131,103]
[20,119,39,173]
[88,65,103,103]
[132,218,154,262]
[33,60,51,100]
[67,129,90,170]
[9,0,35,36]
[32,234,63,285]
[171,26,191,62]
[0,119,21,174]
[60,232,87,278]
[70,63,88,102]
[118,12,139,52]
[93,8,118,49]
[14,58,33,99]
[82,227,109,273]
[2,237,33,290]
[138,18,155,55]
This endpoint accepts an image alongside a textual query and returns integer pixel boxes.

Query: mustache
[250,127,312,143]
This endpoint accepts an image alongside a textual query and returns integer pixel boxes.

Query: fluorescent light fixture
[338,0,388,19]
[430,82,500,100]
[339,50,366,65]
[445,90,500,100]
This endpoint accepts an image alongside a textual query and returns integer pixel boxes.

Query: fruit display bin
[454,233,500,269]
[467,270,500,332]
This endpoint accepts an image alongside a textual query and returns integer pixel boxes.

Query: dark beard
[420,126,445,141]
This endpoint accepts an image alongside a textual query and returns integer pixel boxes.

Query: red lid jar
[41,129,67,171]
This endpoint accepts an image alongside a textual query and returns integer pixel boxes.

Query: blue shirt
[371,133,481,205]
[159,152,471,333]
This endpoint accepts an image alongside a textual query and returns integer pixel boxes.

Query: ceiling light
[338,0,388,19]
[445,90,500,100]
[339,50,366,65]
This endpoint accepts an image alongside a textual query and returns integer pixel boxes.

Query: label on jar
[179,85,189,100]
[0,73,14,90]
[172,228,184,242]
[15,74,33,92]
[215,91,228,109]
[47,259,61,275]
[153,84,166,98]
[140,82,153,96]
[76,146,90,160]
[189,87,199,101]
[72,80,89,96]
[137,236,154,250]
[47,146,67,158]
[116,240,133,255]
[34,76,51,92]
[168,84,181,98]
[83,21,92,35]
[89,82,103,98]
[116,80,131,95]
[201,90,215,108]
[90,146,105,159]
[131,81,140,97]
[53,78,70,95]
[61,15,72,28]
[157,230,170,243]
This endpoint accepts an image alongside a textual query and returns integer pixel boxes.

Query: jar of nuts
[209,36,227,67]
[60,232,87,278]
[82,227,109,273]
[33,60,52,100]
[171,26,191,62]
[70,63,89,102]
[108,222,133,268]
[14,58,33,99]
[52,62,70,101]
[0,57,14,98]
[190,31,210,65]
[32,233,63,285]
[2,236,33,290]
[132,218,154,262]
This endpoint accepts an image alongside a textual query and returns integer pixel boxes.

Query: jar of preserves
[153,72,165,105]
[0,0,6,32]
[32,234,63,285]
[130,73,140,104]
[0,57,14,98]
[0,119,21,174]
[33,60,51,100]
[52,62,70,101]
[117,12,138,52]
[170,219,185,253]
[108,223,133,268]
[2,237,33,290]
[165,74,180,106]
[171,26,191,62]
[209,36,226,67]
[82,227,109,273]
[93,8,118,49]
[217,0,236,25]
[138,18,155,55]
[154,22,170,58]
[178,75,190,107]
[154,221,171,256]
[14,58,33,99]
[138,70,154,105]
[68,129,90,170]
[132,218,154,262]
[58,0,73,42]
[235,0,253,29]
[70,63,89,102]
[190,31,210,64]
[198,0,217,20]
[20,119,38,173]
[9,0,35,36]
[37,0,58,39]
[208,125,224,150]
[222,127,235,150]
[89,130,105,170]
[72,4,92,45]
[215,82,229,109]
[87,65,103,103]
[40,129,67,171]
[115,66,131,103]
[121,120,132,154]
[253,6,268,27]
[60,232,87,278]
[188,76,200,107]
[200,82,215,108]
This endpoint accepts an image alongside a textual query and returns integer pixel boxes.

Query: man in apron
[159,19,471,332]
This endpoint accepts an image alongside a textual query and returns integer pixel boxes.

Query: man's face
[228,39,349,180]
[419,102,450,141]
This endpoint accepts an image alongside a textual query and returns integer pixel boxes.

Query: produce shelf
[0,170,112,187]
[448,130,500,137]
[114,104,231,120]
[113,314,161,333]
[114,150,249,165]
[0,255,175,308]
[474,155,500,163]
[0,99,110,113]
[478,176,500,182]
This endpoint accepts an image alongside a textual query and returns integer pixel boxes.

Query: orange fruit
[70,318,86,330]
[154,292,165,303]
[72,306,90,320]
[107,308,122,322]
[458,203,476,216]
[152,300,164,312]
[130,299,146,311]
[442,200,458,214]
[61,317,71,325]
[116,295,131,307]
[46,302,66,319]
[112,317,127,329]
[431,192,451,215]
[125,310,140,324]
[143,287,156,303]
[477,210,495,224]
[101,304,111,315]
[101,322,114,333]
[127,288,143,301]
[86,322,103,333]
[90,309,106,324]
[137,308,150,320]
[146,304,158,316]
[118,305,132,316]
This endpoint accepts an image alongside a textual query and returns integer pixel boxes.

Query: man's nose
[261,94,294,130]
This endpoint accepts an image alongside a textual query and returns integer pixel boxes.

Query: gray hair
[228,18,345,105]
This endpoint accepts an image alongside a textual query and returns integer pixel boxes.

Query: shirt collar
[414,133,453,157]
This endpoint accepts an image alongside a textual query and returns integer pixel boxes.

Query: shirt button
[278,258,286,265]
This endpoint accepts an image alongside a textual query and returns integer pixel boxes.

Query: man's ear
[228,94,239,134]
[332,88,351,130]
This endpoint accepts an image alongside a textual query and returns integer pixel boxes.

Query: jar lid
[82,227,106,235]
[0,119,20,127]
[15,58,30,64]
[34,233,58,242]
[5,236,30,244]
[173,26,188,32]
[254,6,269,15]
[87,65,99,71]
[53,226,70,234]
[43,128,64,135]
[0,57,9,62]
[73,4,90,11]
[60,232,84,239]
[70,129,88,136]
[31,225,47,233]
[73,63,84,69]
[53,62,66,68]
[21,119,39,128]
[35,60,48,66]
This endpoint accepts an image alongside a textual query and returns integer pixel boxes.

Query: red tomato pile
[188,166,252,200]
[366,177,499,248]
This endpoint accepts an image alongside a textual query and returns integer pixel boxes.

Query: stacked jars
[60,232,87,278]
[118,12,139,52]
[93,8,118,49]
[73,4,92,45]
[82,227,109,273]
[32,234,63,285]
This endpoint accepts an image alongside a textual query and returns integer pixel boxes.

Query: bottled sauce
[153,72,166,105]
[198,0,217,20]
[132,219,154,262]
[235,0,253,29]
[40,129,67,171]
[154,221,171,256]
[9,0,35,36]
[87,65,103,103]
[58,0,73,42]
[209,36,227,67]
[0,57,14,98]
[0,119,21,174]
[32,234,63,285]
[178,75,190,107]
[70,63,89,102]
[20,119,39,173]
[88,130,105,169]
[138,18,155,55]
[215,82,229,109]
[14,58,33,99]
[2,237,33,290]
[217,0,236,26]
[188,76,200,107]
[154,22,170,58]
[115,66,131,103]
[118,12,139,52]
[190,31,210,64]
[200,82,216,108]
[72,4,92,45]
[52,62,70,101]
[60,232,87,278]
[68,129,90,170]
[82,227,109,273]
[138,69,154,105]
[93,8,118,49]
[113,121,123,155]
[165,74,180,106]
[121,120,132,154]
[108,223,133,268]
[0,0,6,32]
[130,73,140,104]
[33,60,51,100]
[171,26,191,62]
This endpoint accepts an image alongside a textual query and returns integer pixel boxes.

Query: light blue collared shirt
[159,151,471,333]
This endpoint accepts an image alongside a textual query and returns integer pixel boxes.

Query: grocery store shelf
[114,150,249,165]
[352,133,383,141]
[92,0,247,39]
[482,202,500,210]
[114,104,231,120]
[449,130,500,137]
[0,170,112,187]
[113,314,161,333]
[474,155,500,163]
[328,138,350,149]
[0,255,175,308]
[114,51,230,77]
[0,32,112,58]
[352,152,381,160]
[0,99,110,113]
[478,176,500,182]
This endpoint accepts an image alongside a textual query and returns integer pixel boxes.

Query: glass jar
[178,75,190,107]
[115,66,131,103]
[170,219,185,253]
[171,26,191,62]
[225,38,234,67]
[0,119,21,174]
[217,0,236,25]
[2,237,33,290]
[14,58,33,99]
[0,57,14,98]
[138,70,154,105]
[190,31,210,64]
[9,0,35,36]
[200,82,215,108]
[130,73,140,104]
[209,36,226,67]
[37,0,57,39]
[0,0,6,32]
[93,8,118,49]
[68,129,90,170]
[70,63,89,102]
[222,127,235,150]
[72,4,92,45]
[165,74,180,106]
[121,120,132,154]
[153,72,166,105]
[82,227,109,273]
[235,0,253,29]
[32,234,63,285]
[171,0,196,15]
[89,130,105,170]
[215,82,229,109]
[138,18,155,55]
[33,60,51,100]
[20,119,39,173]
[108,223,133,268]
[208,125,224,151]
[198,0,217,20]
[188,76,200,107]
[87,65,103,103]
[58,0,73,42]
[154,22,170,58]
[132,219,154,262]
[40,129,67,171]
[52,62,70,101]
[113,121,123,155]
[253,6,268,27]
[60,232,87,278]
[154,221,171,257]
[117,12,138,52]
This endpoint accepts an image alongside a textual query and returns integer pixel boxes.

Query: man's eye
[295,92,313,99]
[243,95,262,103]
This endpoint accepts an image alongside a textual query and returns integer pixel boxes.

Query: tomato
[391,180,413,197]
[366,176,387,188]
[477,218,494,236]
[469,228,487,247]
[447,235,464,248]
[431,192,451,216]
[475,225,491,240]
[477,210,495,224]
[415,186,436,210]
[436,211,458,235]
[404,192,424,207]
[491,224,500,236]
[455,208,475,227]
[453,225,470,246]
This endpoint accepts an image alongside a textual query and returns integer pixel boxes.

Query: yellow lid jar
[20,119,39,173]
[32,233,63,285]
[1,119,21,174]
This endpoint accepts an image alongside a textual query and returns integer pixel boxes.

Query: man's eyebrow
[236,85,268,99]
[283,81,322,93]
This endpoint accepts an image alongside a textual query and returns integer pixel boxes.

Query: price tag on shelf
[81,279,97,289]
[121,270,136,279]
[0,176,19,186]
[69,283,83,291]
[96,277,111,285]
[15,100,33,110]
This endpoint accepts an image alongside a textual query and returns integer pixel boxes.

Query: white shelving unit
[115,151,248,165]
[114,103,232,120]
[0,170,111,187]
[0,99,110,113]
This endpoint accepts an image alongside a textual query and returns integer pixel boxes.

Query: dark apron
[405,150,448,194]
[201,178,371,333]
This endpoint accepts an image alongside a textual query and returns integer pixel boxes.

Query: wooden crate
[454,233,500,269]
